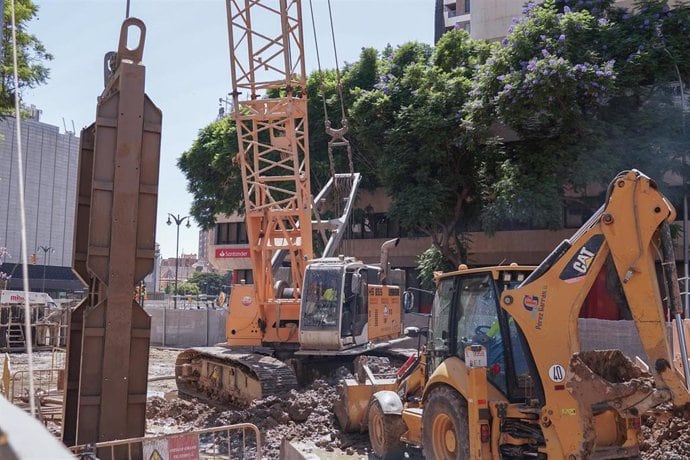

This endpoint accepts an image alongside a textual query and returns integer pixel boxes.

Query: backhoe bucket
[334,376,397,432]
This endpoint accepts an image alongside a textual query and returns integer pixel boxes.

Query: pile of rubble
[640,405,690,460]
[146,370,372,459]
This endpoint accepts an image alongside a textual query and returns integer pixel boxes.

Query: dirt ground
[5,347,690,459]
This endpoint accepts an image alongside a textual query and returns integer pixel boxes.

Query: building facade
[435,0,471,41]
[437,0,637,42]
[160,253,199,291]
[0,111,82,294]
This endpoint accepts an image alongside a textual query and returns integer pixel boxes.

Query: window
[454,274,507,393]
[300,267,344,330]
[430,278,455,370]
[350,211,422,239]
[216,222,248,244]
[234,269,253,284]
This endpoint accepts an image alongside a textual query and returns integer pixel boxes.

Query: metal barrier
[8,367,64,424]
[1,304,69,351]
[70,423,262,460]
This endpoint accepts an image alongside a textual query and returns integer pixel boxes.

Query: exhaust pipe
[379,238,400,284]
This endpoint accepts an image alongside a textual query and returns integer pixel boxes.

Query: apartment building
[435,0,471,40]
[437,0,637,42]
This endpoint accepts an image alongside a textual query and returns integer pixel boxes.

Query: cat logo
[559,235,604,282]
[572,246,595,274]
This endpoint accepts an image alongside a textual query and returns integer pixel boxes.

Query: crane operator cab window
[301,267,343,330]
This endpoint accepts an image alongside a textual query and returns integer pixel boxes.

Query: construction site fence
[69,423,262,460]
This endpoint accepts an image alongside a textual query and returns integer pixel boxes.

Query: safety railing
[70,423,262,460]
[8,367,64,424]
[9,368,63,403]
[1,304,69,351]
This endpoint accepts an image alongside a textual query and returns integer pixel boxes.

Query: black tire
[368,399,406,460]
[422,386,470,460]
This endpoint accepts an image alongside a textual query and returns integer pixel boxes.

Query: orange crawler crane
[175,0,407,405]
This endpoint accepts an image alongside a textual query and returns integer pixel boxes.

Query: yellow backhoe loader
[337,169,690,459]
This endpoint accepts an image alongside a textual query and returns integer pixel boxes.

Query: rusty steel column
[63,18,162,457]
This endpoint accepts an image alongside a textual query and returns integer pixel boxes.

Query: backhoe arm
[501,170,690,458]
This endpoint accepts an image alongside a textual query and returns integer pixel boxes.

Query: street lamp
[37,245,54,293]
[167,213,191,309]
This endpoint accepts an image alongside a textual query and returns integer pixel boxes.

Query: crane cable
[10,0,36,418]
[308,0,356,256]
[307,0,354,177]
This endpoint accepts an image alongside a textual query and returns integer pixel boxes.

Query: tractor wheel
[422,386,469,460]
[368,399,405,459]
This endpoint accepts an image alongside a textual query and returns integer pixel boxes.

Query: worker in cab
[322,285,337,302]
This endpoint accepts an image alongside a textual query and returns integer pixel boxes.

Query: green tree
[188,271,225,296]
[0,0,52,114]
[416,246,455,290]
[349,32,494,265]
[168,282,199,296]
[177,117,243,229]
[470,0,690,231]
[180,47,384,229]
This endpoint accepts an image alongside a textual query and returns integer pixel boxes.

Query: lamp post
[167,213,191,309]
[37,245,54,293]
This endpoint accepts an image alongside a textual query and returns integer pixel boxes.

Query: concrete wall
[146,307,227,347]
[471,0,523,41]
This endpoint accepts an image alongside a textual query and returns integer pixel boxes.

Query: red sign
[215,247,250,258]
[168,434,199,460]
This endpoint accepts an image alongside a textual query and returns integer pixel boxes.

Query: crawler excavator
[337,170,690,459]
[175,0,406,405]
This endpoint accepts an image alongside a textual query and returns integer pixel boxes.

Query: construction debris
[5,348,690,459]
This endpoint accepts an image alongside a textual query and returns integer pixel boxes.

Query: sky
[25,0,435,259]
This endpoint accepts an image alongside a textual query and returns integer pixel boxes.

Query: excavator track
[175,346,298,406]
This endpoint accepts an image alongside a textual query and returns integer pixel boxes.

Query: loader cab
[430,266,540,402]
[299,258,371,351]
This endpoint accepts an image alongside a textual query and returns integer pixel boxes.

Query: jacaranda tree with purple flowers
[471,0,690,232]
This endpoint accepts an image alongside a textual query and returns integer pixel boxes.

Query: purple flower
[497,75,506,81]
[644,19,650,26]
[564,5,572,13]
[504,84,513,91]
[598,18,608,26]
[502,37,509,46]
[542,49,551,57]
[559,34,566,42]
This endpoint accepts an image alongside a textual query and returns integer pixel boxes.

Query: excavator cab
[299,257,402,352]
[300,262,348,342]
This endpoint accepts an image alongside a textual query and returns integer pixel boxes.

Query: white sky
[26,0,434,259]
